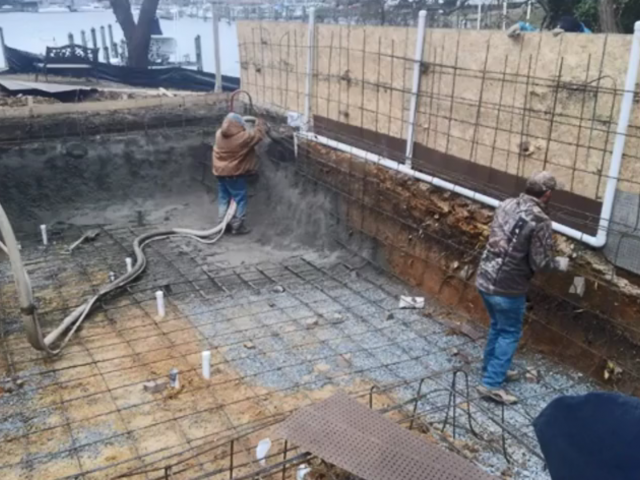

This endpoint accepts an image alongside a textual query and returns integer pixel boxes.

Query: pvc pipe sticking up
[125,257,133,273]
[40,225,48,246]
[502,1,507,31]
[169,368,179,388]
[591,21,640,248]
[477,3,481,30]
[303,7,316,131]
[202,350,211,379]
[526,0,532,20]
[404,10,427,168]
[155,290,165,318]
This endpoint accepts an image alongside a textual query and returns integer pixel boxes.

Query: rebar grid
[0,220,596,479]
[253,130,640,389]
[238,27,640,206]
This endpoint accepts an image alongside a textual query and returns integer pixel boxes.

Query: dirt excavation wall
[297,138,640,396]
[0,96,229,232]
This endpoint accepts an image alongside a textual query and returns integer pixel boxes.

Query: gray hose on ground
[0,201,237,355]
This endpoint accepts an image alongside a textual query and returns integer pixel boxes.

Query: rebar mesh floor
[0,225,599,479]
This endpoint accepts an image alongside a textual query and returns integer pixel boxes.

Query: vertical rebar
[68,33,74,45]
[444,33,461,155]
[81,30,87,48]
[281,440,288,480]
[468,41,491,162]
[542,58,564,170]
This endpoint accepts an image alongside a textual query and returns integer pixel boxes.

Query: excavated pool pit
[0,102,603,479]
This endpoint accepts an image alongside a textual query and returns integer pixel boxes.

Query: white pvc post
[404,10,427,168]
[40,225,48,246]
[502,1,508,31]
[303,7,316,132]
[595,21,640,247]
[155,290,165,318]
[125,257,133,273]
[477,3,482,30]
[526,0,532,21]
[212,7,222,92]
[202,350,211,379]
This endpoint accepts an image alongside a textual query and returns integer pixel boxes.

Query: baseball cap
[526,171,564,193]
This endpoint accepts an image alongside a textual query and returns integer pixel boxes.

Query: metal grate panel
[279,392,496,480]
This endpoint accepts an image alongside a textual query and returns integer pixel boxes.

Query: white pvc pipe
[404,10,427,168]
[155,290,165,318]
[502,1,507,31]
[126,257,133,273]
[40,224,48,246]
[526,0,531,21]
[296,130,623,248]
[477,3,482,30]
[592,21,640,248]
[303,7,316,131]
[202,350,211,379]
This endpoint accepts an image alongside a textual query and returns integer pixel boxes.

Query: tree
[110,0,160,68]
[536,0,632,33]
[598,0,621,33]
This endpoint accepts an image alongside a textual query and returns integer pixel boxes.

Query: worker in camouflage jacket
[475,171,570,404]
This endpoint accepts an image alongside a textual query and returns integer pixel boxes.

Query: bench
[35,44,99,82]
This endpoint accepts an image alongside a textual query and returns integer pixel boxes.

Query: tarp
[3,45,240,92]
[0,79,97,102]
[534,392,640,480]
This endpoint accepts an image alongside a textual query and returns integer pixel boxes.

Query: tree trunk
[110,0,160,68]
[598,0,620,33]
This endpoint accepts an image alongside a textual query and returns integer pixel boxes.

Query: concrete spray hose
[0,200,237,355]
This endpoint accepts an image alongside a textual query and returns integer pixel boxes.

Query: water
[0,11,240,77]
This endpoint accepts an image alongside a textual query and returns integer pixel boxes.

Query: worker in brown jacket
[213,113,267,234]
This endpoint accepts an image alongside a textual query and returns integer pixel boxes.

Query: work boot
[505,369,521,382]
[231,222,251,235]
[476,385,518,405]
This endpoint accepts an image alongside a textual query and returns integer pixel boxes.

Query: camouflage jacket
[476,194,560,296]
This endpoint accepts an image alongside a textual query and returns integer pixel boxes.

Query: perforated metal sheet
[279,392,496,480]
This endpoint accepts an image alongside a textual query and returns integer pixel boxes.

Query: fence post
[195,34,203,71]
[404,10,427,168]
[68,33,74,45]
[108,24,117,59]
[303,7,316,132]
[100,26,110,64]
[81,30,87,47]
[90,27,98,50]
[477,3,481,30]
[502,1,507,30]
[0,27,5,70]
[212,9,222,92]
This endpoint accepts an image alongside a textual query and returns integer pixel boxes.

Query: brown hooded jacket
[212,116,266,177]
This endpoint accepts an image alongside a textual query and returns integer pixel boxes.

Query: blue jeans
[217,176,247,226]
[479,290,526,388]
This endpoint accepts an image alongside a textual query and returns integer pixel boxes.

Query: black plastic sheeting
[3,45,240,92]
